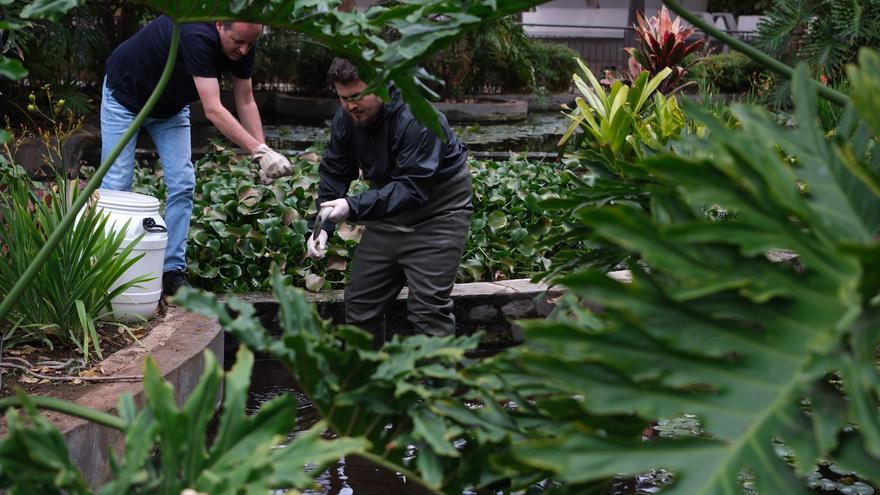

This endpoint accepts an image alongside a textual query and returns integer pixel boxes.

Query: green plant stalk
[660,0,850,107]
[0,23,181,326]
[0,396,126,430]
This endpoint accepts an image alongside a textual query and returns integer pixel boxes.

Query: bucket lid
[95,189,160,213]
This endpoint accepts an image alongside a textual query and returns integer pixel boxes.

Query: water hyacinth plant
[119,148,581,291]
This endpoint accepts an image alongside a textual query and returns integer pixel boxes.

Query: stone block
[468,304,499,321]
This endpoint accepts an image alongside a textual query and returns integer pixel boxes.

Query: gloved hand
[252,144,292,182]
[307,230,328,259]
[320,198,351,222]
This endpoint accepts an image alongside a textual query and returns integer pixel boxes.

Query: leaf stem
[0,395,126,430]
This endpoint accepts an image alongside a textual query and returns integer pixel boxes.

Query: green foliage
[0,347,368,494]
[847,49,880,137]
[755,0,880,83]
[559,60,678,162]
[175,269,567,493]
[141,0,548,137]
[0,393,90,494]
[0,1,152,124]
[252,31,336,96]
[423,16,533,99]
[178,150,345,292]
[688,51,765,94]
[463,157,580,282]
[526,41,579,93]
[125,150,580,290]
[508,61,880,493]
[625,6,705,94]
[423,16,577,98]
[542,61,688,278]
[0,173,148,360]
[0,0,83,82]
[177,56,880,494]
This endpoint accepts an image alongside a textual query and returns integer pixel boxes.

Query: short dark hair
[326,58,361,86]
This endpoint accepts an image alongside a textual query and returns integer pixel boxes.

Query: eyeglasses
[336,91,364,103]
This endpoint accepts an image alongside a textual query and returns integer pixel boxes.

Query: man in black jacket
[308,58,473,348]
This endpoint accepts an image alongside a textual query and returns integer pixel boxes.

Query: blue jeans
[100,78,194,273]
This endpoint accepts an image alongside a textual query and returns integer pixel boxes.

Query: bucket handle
[143,217,167,233]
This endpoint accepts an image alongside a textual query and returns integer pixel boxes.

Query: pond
[228,342,875,495]
[223,303,669,495]
[80,112,566,170]
[261,112,566,153]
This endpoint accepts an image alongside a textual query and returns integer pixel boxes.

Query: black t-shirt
[105,16,255,119]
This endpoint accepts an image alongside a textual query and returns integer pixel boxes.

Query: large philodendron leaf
[0,395,91,494]
[507,64,880,493]
[139,0,547,136]
[96,346,366,494]
[175,269,560,493]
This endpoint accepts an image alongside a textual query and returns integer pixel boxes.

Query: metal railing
[522,23,757,76]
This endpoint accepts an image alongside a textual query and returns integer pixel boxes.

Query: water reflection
[249,360,428,495]
[261,113,566,153]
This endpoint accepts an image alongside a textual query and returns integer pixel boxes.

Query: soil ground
[0,302,163,400]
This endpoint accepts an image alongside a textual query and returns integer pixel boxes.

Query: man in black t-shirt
[100,16,292,297]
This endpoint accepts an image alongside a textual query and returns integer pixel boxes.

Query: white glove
[307,230,328,259]
[320,198,351,222]
[252,144,292,181]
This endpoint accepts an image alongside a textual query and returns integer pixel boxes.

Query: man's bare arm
[193,76,262,153]
[232,76,264,144]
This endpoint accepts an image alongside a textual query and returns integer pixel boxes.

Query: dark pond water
[232,353,660,495]
[232,354,877,495]
[242,359,428,495]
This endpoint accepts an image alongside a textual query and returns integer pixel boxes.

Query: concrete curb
[236,278,566,348]
[0,306,223,488]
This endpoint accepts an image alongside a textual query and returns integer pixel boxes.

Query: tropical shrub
[559,60,681,163]
[624,6,705,94]
[524,40,579,93]
[0,170,148,361]
[422,16,578,98]
[543,61,687,277]
[755,0,880,83]
[177,272,575,494]
[0,1,153,125]
[252,30,335,96]
[510,57,880,493]
[0,346,367,494]
[688,51,765,94]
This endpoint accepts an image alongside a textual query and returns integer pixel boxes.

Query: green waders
[344,166,473,349]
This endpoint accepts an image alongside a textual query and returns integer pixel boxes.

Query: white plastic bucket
[93,189,168,322]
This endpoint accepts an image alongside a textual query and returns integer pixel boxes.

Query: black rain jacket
[317,87,468,232]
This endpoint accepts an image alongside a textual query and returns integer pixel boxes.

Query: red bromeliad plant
[625,6,705,93]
